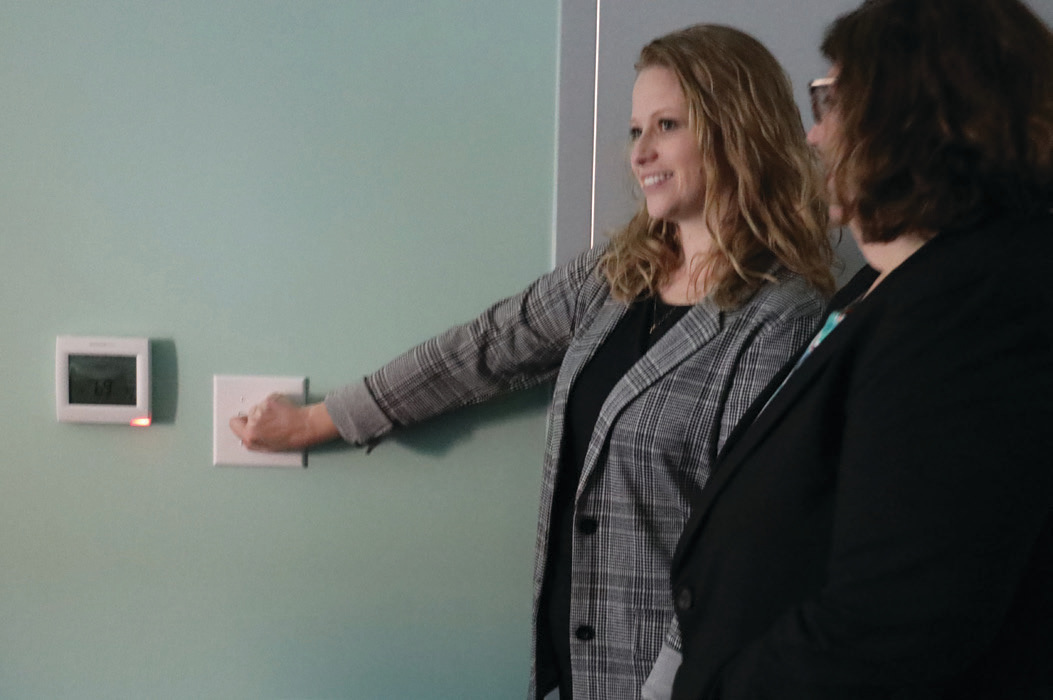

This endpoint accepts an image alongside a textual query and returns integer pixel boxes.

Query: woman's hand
[229,394,338,451]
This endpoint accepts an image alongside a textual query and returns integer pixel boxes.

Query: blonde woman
[233,25,833,700]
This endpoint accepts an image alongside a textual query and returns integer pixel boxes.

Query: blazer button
[575,625,595,641]
[675,586,693,611]
[578,517,598,535]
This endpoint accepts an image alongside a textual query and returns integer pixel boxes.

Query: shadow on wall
[150,338,178,424]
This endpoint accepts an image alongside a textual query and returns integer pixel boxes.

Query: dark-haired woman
[670,1,1053,698]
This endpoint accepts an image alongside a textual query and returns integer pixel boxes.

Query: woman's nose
[632,132,656,165]
[806,122,823,148]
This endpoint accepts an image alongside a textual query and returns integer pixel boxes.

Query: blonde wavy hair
[601,24,835,309]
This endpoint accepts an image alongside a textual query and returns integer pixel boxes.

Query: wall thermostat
[56,336,151,426]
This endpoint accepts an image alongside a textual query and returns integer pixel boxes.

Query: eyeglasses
[809,77,837,125]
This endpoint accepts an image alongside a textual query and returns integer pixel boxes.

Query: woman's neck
[857,228,930,295]
[678,220,716,261]
[660,222,716,304]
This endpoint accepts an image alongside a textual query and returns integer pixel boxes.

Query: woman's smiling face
[630,65,707,227]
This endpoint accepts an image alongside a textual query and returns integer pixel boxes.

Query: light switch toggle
[212,374,307,467]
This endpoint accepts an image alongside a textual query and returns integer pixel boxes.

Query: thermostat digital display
[56,336,151,425]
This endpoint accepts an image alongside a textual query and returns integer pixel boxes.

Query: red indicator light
[130,417,152,427]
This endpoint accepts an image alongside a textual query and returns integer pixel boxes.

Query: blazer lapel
[710,265,879,481]
[672,302,866,573]
[550,298,630,410]
[543,297,630,471]
[577,300,723,493]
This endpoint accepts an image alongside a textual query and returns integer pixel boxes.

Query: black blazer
[670,211,1053,699]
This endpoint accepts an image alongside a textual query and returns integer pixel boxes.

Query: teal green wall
[0,2,557,697]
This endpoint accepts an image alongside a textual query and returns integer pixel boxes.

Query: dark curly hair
[821,0,1053,243]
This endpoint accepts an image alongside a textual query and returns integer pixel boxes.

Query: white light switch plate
[213,375,307,468]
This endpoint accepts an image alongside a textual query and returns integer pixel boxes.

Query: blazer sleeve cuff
[324,378,395,447]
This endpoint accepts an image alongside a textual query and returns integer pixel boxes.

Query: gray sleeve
[641,641,681,700]
[324,379,394,447]
[324,245,609,446]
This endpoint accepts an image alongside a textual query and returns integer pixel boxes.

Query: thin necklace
[650,296,679,335]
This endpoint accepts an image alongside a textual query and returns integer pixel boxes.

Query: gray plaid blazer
[324,246,825,699]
